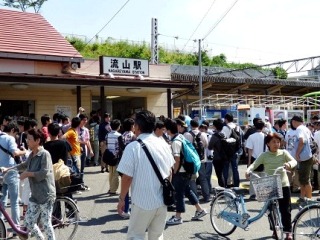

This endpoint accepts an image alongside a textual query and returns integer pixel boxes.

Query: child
[245,133,297,240]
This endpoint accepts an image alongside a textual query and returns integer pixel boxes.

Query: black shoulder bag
[137,139,175,206]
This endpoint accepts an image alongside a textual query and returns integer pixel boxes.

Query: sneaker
[191,209,208,220]
[249,195,256,201]
[120,212,130,219]
[80,185,90,191]
[296,197,306,204]
[166,215,183,225]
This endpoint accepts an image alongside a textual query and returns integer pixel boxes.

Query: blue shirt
[0,133,18,168]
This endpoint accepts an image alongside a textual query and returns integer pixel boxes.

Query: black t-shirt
[44,140,69,165]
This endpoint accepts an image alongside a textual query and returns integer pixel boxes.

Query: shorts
[298,157,313,185]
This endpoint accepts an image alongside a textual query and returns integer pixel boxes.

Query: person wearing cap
[291,115,313,202]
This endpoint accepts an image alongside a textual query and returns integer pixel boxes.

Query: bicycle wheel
[52,197,79,240]
[0,218,6,239]
[269,201,283,240]
[293,204,320,240]
[210,190,238,236]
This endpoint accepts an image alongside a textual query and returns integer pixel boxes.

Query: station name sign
[99,56,149,76]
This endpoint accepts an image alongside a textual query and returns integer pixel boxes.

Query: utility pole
[198,39,203,119]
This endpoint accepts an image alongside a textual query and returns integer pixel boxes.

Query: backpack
[310,135,318,155]
[189,131,205,160]
[102,135,124,166]
[216,126,241,161]
[173,135,201,174]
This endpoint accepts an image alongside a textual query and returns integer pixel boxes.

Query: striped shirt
[106,130,121,156]
[117,133,175,210]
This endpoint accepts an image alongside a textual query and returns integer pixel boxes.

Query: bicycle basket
[251,174,283,202]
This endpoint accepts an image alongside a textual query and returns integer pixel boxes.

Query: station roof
[0,9,83,63]
[171,73,320,99]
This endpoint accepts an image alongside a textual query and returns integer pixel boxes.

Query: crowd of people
[0,107,319,240]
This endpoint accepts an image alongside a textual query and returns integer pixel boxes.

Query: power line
[171,0,216,73]
[84,0,131,46]
[79,0,131,70]
[202,0,239,40]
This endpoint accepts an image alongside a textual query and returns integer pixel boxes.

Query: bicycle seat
[232,187,248,195]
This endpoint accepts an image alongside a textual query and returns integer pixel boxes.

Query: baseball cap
[175,118,188,128]
[291,115,303,122]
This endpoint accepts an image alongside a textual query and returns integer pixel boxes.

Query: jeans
[1,170,20,227]
[80,151,86,180]
[173,173,198,213]
[190,163,210,201]
[92,140,100,165]
[68,155,81,175]
[204,162,213,192]
[212,160,226,187]
[223,153,240,187]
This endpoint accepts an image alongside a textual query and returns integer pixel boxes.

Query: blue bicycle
[210,167,284,240]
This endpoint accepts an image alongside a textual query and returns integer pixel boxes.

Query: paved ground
[7,163,319,239]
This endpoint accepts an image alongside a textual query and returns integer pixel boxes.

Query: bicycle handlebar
[249,166,285,178]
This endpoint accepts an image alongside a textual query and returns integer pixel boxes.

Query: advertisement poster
[272,110,287,126]
[249,107,265,126]
[238,109,249,126]
[55,105,72,117]
[307,110,320,123]
[287,110,304,122]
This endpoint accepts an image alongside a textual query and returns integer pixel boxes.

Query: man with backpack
[184,119,210,202]
[221,113,241,187]
[164,118,207,225]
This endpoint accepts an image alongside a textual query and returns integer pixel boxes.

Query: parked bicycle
[210,167,285,240]
[292,198,320,239]
[0,193,82,240]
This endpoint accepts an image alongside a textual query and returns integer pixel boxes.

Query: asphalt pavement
[70,163,318,240]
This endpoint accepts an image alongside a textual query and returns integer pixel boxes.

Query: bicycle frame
[219,193,274,229]
[0,201,28,239]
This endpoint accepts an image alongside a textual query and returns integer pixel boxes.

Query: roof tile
[0,9,82,59]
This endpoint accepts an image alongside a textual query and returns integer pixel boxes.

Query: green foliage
[67,37,282,75]
[272,67,288,79]
[1,0,47,12]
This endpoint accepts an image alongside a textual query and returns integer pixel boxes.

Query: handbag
[137,139,175,206]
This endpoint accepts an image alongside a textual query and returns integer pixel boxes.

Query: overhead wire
[172,0,216,73]
[202,0,239,40]
[79,0,131,71]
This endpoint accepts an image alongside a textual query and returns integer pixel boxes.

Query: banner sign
[99,56,149,76]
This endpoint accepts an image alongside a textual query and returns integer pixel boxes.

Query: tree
[272,67,288,79]
[1,0,47,13]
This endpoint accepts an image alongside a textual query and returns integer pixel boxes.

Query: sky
[2,0,320,67]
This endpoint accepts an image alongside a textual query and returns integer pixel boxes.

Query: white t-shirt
[296,124,312,161]
[117,133,175,210]
[245,132,265,158]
